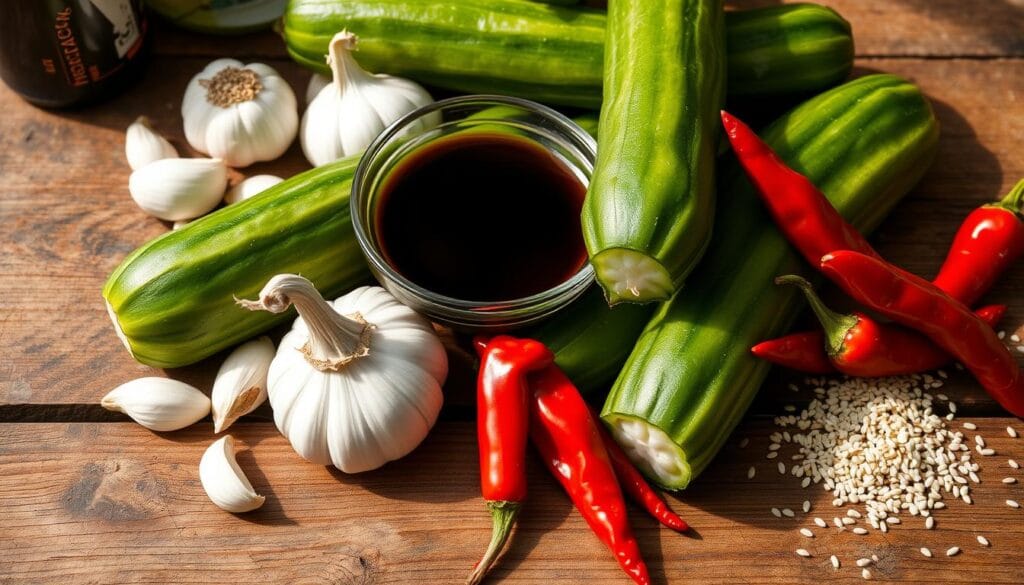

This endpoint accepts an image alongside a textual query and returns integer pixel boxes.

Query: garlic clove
[128,158,228,221]
[125,116,178,171]
[101,377,211,432]
[211,336,275,433]
[199,435,265,513]
[224,175,284,205]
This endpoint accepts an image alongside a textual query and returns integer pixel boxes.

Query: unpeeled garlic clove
[125,116,178,171]
[199,435,265,513]
[212,336,275,433]
[128,158,227,221]
[224,175,284,205]
[101,377,211,432]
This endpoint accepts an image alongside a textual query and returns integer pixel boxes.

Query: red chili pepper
[593,413,689,532]
[720,110,881,265]
[529,365,650,585]
[469,336,554,585]
[723,111,1023,375]
[775,275,1009,377]
[819,250,1024,417]
[934,179,1024,305]
[751,331,840,374]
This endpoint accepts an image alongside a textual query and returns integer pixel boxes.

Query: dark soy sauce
[376,132,587,302]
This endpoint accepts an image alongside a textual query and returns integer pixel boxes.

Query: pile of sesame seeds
[745,372,1022,579]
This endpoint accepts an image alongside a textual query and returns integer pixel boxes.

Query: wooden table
[1,1,1023,583]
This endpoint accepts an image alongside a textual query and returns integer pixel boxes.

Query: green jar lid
[147,0,286,34]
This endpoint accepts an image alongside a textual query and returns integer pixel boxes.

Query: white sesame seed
[980,448,996,456]
[803,500,811,513]
[1010,459,1020,469]
[1007,499,1020,509]
[852,527,868,535]
[834,517,844,528]
[946,547,960,557]
[938,370,948,378]
[862,568,872,580]
[796,549,811,558]
[747,466,756,479]
[963,422,978,430]
[871,555,879,562]
[788,383,800,392]
[814,517,827,528]
[921,547,933,558]
[977,535,990,547]
[738,437,750,448]
[949,402,958,414]
[782,508,795,518]
[970,471,981,483]
[771,507,782,517]
[1012,334,1021,343]
[830,555,840,569]
[937,393,950,401]
[801,477,812,488]
[778,462,787,474]
[1004,477,1017,484]
[1008,426,1019,438]
[842,517,856,525]
[769,443,781,451]
[998,330,1006,340]
[785,404,797,412]
[1015,345,1023,353]
[925,516,935,529]
[880,522,888,533]
[856,558,872,567]
[766,451,778,459]
[800,528,814,538]
[847,509,862,518]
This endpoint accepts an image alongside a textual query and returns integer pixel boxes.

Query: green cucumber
[601,74,940,489]
[103,156,368,368]
[282,1,853,108]
[582,0,724,304]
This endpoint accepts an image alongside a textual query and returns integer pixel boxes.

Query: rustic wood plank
[1,56,1022,410]
[150,1,1024,60]
[1,419,1022,584]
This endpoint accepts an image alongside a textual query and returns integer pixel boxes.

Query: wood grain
[1,419,1022,584]
[150,1,1024,60]
[2,56,1022,409]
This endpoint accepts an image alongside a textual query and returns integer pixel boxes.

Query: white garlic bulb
[182,59,298,168]
[128,158,228,221]
[211,336,275,433]
[300,31,437,167]
[101,377,211,432]
[224,174,284,205]
[199,435,265,513]
[125,116,178,171]
[238,274,447,473]
[305,73,329,105]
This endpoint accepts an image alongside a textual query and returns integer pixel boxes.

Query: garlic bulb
[238,274,447,473]
[199,435,265,513]
[125,116,177,171]
[224,174,283,205]
[183,59,298,167]
[305,73,329,105]
[101,377,211,432]
[300,31,437,167]
[211,336,275,433]
[129,158,228,221]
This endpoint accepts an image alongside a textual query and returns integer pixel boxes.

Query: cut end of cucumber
[605,414,691,490]
[591,249,674,305]
[105,299,135,359]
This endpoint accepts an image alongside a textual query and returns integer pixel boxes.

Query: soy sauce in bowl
[375,132,587,303]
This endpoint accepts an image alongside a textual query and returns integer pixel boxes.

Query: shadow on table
[234,446,300,526]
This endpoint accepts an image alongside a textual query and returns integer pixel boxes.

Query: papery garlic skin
[224,175,284,205]
[129,158,228,221]
[183,59,298,168]
[300,32,437,168]
[211,336,275,433]
[199,435,265,513]
[239,275,447,473]
[101,377,211,432]
[126,116,178,171]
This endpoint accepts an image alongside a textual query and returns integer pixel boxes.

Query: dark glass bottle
[0,0,148,108]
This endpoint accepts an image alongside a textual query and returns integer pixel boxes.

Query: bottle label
[89,0,141,58]
[51,1,144,88]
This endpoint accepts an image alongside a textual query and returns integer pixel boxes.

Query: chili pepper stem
[467,501,520,585]
[775,275,856,357]
[995,178,1024,215]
